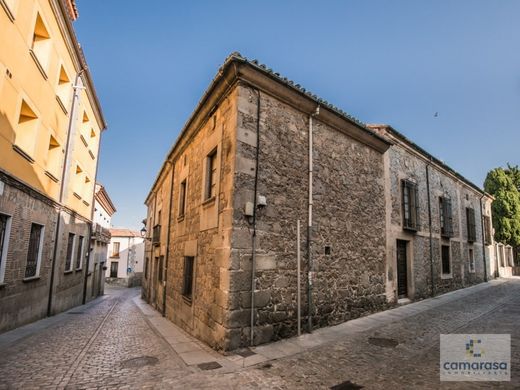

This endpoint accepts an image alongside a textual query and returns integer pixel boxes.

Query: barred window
[441,245,451,275]
[466,208,476,243]
[182,256,195,300]
[25,223,44,278]
[65,233,75,271]
[402,180,419,231]
[439,197,453,238]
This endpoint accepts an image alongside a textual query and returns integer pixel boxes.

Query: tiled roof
[223,52,369,129]
[64,0,79,21]
[109,228,141,238]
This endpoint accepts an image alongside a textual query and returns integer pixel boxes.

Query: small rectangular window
[0,214,12,283]
[112,242,120,258]
[439,197,453,238]
[441,245,451,275]
[65,233,75,271]
[25,223,44,278]
[144,257,149,279]
[158,255,164,282]
[483,216,492,245]
[182,256,195,300]
[402,180,419,231]
[75,235,84,270]
[468,248,475,273]
[179,179,187,217]
[466,207,476,243]
[205,148,218,200]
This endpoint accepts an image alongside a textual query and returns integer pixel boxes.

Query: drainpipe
[83,118,103,304]
[163,161,174,317]
[426,160,435,297]
[48,71,83,316]
[307,105,320,333]
[479,195,488,282]
[250,89,261,346]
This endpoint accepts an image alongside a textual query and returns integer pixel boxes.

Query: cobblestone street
[1,280,519,389]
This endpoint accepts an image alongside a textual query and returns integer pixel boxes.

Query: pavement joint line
[55,297,120,389]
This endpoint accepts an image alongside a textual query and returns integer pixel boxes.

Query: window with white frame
[0,213,12,283]
[25,223,44,278]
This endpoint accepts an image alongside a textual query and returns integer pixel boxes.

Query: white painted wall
[106,235,144,279]
[94,198,112,228]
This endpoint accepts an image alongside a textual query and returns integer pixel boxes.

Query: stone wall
[229,84,388,349]
[143,87,238,350]
[377,127,491,302]
[0,176,58,332]
[0,173,93,332]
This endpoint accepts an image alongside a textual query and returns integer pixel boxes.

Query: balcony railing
[152,224,161,245]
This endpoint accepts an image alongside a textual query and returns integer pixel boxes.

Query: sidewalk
[133,278,508,371]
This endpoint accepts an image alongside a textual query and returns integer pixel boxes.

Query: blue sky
[75,0,520,230]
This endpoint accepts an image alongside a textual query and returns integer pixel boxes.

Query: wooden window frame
[111,241,120,258]
[439,197,454,238]
[466,207,476,243]
[401,180,419,231]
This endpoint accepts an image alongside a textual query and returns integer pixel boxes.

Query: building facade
[87,183,115,298]
[0,0,106,332]
[143,53,494,351]
[106,229,144,287]
[368,125,495,302]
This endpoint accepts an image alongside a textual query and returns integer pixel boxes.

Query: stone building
[0,0,106,332]
[143,53,493,351]
[368,125,494,302]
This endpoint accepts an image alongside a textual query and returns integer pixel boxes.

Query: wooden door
[396,240,408,298]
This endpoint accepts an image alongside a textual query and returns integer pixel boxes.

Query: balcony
[152,224,161,246]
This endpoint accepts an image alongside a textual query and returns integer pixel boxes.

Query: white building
[106,229,144,287]
[89,183,116,297]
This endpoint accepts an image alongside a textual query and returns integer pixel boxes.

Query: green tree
[484,167,520,246]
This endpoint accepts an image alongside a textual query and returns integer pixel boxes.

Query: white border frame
[0,213,12,283]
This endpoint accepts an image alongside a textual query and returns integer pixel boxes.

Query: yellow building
[0,0,106,332]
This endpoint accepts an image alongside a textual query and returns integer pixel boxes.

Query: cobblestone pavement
[0,280,519,389]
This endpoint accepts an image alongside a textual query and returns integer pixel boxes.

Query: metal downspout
[426,161,435,297]
[307,106,319,333]
[48,71,83,316]
[480,195,488,282]
[163,161,174,317]
[250,89,261,346]
[83,113,102,304]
